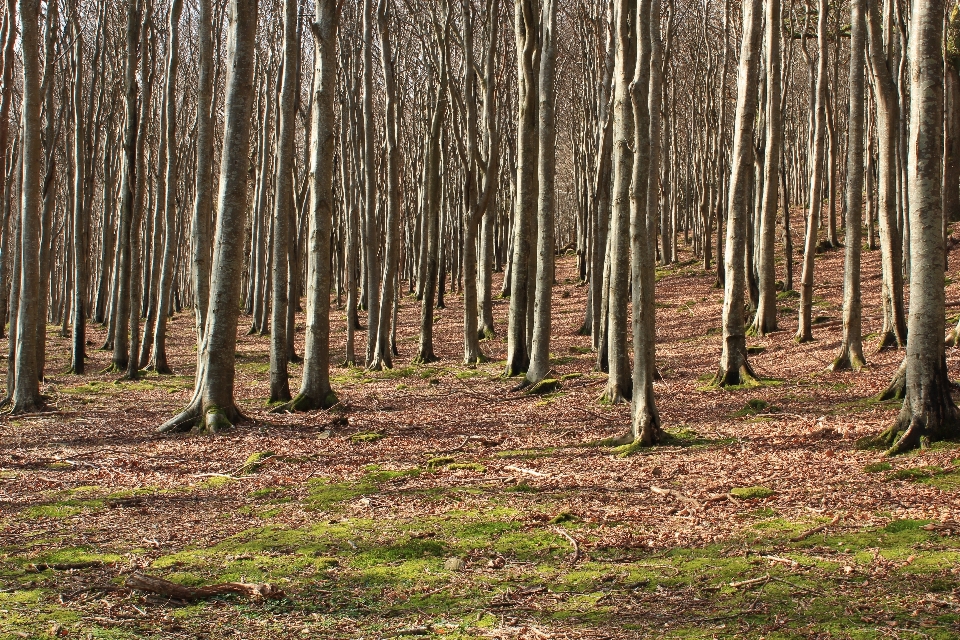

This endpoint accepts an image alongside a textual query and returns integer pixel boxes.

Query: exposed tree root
[946,328,960,347]
[875,329,904,351]
[9,396,47,415]
[874,362,906,402]
[271,390,339,414]
[412,351,440,365]
[599,380,631,405]
[525,378,560,395]
[463,352,489,366]
[158,401,242,434]
[829,343,867,373]
[478,326,495,341]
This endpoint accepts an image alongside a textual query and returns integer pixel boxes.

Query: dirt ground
[3,227,960,639]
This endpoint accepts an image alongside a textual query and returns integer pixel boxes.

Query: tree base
[875,329,904,352]
[158,402,243,434]
[708,363,760,390]
[272,390,339,413]
[413,351,439,365]
[829,344,866,373]
[875,363,906,402]
[599,379,631,405]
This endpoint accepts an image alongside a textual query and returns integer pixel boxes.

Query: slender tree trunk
[712,0,762,388]
[362,0,380,366]
[831,0,866,372]
[750,0,781,336]
[279,0,340,412]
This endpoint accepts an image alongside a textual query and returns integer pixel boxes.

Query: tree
[830,0,866,373]
[711,0,762,388]
[873,0,958,454]
[160,0,261,433]
[10,0,43,413]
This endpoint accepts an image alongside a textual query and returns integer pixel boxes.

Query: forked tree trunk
[750,0,781,337]
[830,0,866,373]
[711,0,761,389]
[524,0,556,389]
[875,0,958,454]
[159,0,260,434]
[505,0,538,378]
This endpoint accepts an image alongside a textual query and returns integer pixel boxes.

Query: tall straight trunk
[192,0,214,339]
[796,0,828,344]
[944,7,960,255]
[751,0,781,336]
[628,0,661,446]
[94,123,115,324]
[269,0,299,403]
[69,6,87,374]
[505,0,538,377]
[414,11,448,365]
[127,16,154,381]
[362,0,380,366]
[876,0,958,453]
[150,0,183,375]
[712,0,762,388]
[370,0,401,370]
[0,0,15,338]
[160,0,260,434]
[5,153,21,402]
[831,0,866,372]
[601,0,636,404]
[525,0,556,388]
[36,0,55,381]
[280,0,340,412]
[866,0,907,349]
[11,0,41,412]
[111,0,141,372]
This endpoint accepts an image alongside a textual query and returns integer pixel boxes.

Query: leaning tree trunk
[875,0,958,454]
[750,0,781,337]
[149,0,184,375]
[159,0,260,434]
[865,0,907,350]
[711,0,762,389]
[524,0,557,390]
[830,0,867,372]
[11,0,43,413]
[277,0,340,413]
[796,0,828,344]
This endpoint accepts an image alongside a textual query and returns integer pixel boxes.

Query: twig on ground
[790,514,841,542]
[504,465,549,478]
[125,573,284,601]
[729,574,771,590]
[650,485,700,507]
[554,526,581,564]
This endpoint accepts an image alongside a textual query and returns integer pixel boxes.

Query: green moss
[864,461,893,473]
[730,486,775,500]
[426,456,456,471]
[240,451,275,474]
[504,480,539,493]
[350,432,385,443]
[888,466,942,481]
[495,448,557,459]
[731,399,779,418]
[447,463,486,472]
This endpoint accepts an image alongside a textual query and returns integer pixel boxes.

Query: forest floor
[3,228,960,639]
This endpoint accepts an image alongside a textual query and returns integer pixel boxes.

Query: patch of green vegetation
[550,511,577,524]
[305,467,419,511]
[494,447,557,459]
[426,456,456,471]
[777,289,800,300]
[240,451,275,474]
[888,466,942,481]
[447,463,486,472]
[21,496,104,519]
[864,462,892,473]
[730,486,775,500]
[731,399,779,418]
[350,432,384,443]
[504,480,539,493]
[196,475,235,489]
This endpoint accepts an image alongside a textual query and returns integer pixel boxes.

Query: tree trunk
[830,0,866,373]
[712,0,762,388]
[159,0,260,434]
[876,0,958,454]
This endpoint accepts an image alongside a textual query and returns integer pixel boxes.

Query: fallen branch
[27,561,107,572]
[729,574,770,589]
[125,573,284,601]
[650,485,700,507]
[504,465,549,478]
[554,526,581,564]
[922,520,960,533]
[189,473,252,480]
[790,514,841,542]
